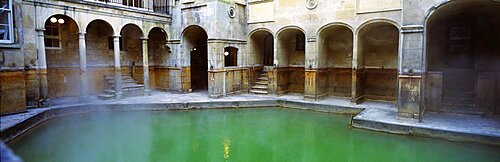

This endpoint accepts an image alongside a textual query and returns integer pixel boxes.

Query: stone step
[250,89,268,94]
[108,79,137,84]
[111,84,145,89]
[105,76,134,80]
[260,73,268,76]
[257,77,269,81]
[255,81,268,85]
[251,85,268,89]
[98,94,114,100]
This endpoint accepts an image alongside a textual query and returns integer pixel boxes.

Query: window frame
[44,22,62,49]
[0,0,14,44]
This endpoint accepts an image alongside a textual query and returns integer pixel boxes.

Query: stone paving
[1,91,499,143]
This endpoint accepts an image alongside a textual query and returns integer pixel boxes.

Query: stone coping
[1,98,499,150]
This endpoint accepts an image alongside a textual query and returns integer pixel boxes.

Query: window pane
[0,11,8,40]
[0,0,9,10]
[53,26,59,36]
[53,39,60,47]
[45,38,52,47]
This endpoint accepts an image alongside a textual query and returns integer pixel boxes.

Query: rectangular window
[44,23,61,49]
[224,47,238,67]
[0,0,14,43]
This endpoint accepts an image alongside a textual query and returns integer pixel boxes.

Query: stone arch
[356,19,400,35]
[356,21,400,102]
[248,28,274,67]
[248,28,274,38]
[317,24,354,98]
[276,25,306,39]
[148,27,170,90]
[182,25,209,91]
[424,0,500,114]
[84,19,116,95]
[120,23,145,82]
[317,22,354,38]
[276,26,306,94]
[43,14,81,99]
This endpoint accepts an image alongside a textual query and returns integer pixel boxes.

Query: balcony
[88,0,171,15]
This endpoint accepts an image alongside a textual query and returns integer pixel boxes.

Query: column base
[115,92,123,99]
[397,112,420,119]
[79,96,90,103]
[144,89,151,96]
[350,96,364,105]
[38,98,50,108]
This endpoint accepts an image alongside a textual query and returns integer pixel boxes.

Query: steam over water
[9,108,500,161]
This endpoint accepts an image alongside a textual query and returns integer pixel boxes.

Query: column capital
[78,32,86,39]
[307,37,316,42]
[140,37,149,40]
[401,25,424,33]
[112,35,121,38]
[36,28,45,36]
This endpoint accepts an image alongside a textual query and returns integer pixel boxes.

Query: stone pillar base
[79,96,90,103]
[144,89,151,96]
[397,75,422,119]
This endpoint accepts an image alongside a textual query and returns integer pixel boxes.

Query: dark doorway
[426,0,500,115]
[183,26,208,91]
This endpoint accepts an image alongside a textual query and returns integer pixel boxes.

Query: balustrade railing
[91,0,171,15]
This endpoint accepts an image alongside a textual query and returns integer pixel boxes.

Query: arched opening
[249,30,274,66]
[85,20,115,95]
[425,0,500,115]
[45,15,80,99]
[318,25,353,98]
[224,47,238,67]
[183,26,208,91]
[276,28,305,94]
[358,22,399,102]
[120,24,144,82]
[248,30,274,95]
[148,27,169,90]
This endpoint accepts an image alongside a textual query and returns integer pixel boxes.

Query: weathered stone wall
[0,0,26,114]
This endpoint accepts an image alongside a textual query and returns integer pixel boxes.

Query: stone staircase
[98,74,145,100]
[250,71,269,95]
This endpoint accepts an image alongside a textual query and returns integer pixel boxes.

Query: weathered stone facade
[1,0,499,118]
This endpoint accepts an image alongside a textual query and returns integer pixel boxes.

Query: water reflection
[223,137,231,160]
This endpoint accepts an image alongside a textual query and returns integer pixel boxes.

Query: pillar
[113,35,123,99]
[351,33,363,104]
[35,28,49,107]
[397,25,424,119]
[207,41,224,98]
[78,32,90,102]
[304,36,320,100]
[141,37,151,95]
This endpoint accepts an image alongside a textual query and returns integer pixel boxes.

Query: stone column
[397,25,425,119]
[36,28,50,107]
[78,32,90,102]
[207,41,224,98]
[113,35,123,99]
[304,36,319,100]
[141,37,151,95]
[351,33,363,104]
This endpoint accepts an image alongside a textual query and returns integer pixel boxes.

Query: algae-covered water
[8,108,500,162]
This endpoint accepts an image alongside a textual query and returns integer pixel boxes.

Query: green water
[8,108,500,162]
